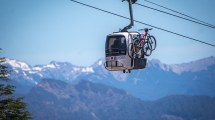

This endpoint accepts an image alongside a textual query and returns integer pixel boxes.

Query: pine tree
[0,49,31,120]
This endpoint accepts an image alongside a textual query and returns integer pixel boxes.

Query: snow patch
[29,71,37,74]
[6,59,30,70]
[23,71,27,76]
[14,70,19,73]
[73,67,81,72]
[44,64,56,69]
[98,60,102,65]
[32,67,42,71]
[37,73,43,77]
[91,112,99,120]
[112,72,128,82]
[82,67,94,73]
[34,81,38,85]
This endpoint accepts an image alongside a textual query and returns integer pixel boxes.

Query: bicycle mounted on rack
[129,28,156,59]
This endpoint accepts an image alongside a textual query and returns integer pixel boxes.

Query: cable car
[104,0,146,73]
[104,32,147,73]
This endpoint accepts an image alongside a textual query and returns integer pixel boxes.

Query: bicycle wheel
[143,44,152,56]
[147,35,156,51]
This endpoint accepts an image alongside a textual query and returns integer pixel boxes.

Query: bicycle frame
[136,31,148,48]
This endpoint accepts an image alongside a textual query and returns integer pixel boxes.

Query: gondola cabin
[104,32,147,73]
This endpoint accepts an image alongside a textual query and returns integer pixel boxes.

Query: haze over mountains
[26,79,215,120]
[2,56,215,120]
[4,56,215,100]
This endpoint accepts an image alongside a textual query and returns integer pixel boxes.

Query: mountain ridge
[3,56,215,100]
[25,79,215,120]
[5,56,215,74]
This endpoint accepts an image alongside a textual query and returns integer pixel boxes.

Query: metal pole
[121,0,134,32]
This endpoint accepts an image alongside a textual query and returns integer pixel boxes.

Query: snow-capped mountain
[4,59,95,84]
[147,56,215,73]
[3,56,215,100]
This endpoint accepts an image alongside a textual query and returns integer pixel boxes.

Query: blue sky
[0,0,215,66]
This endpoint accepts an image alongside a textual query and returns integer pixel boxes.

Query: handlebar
[138,28,153,31]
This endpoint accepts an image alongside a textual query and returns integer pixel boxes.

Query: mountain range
[25,79,215,120]
[4,56,215,100]
[2,56,215,120]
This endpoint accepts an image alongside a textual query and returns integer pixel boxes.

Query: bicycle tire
[147,35,156,51]
[143,44,152,56]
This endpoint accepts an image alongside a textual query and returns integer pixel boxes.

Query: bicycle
[133,28,156,57]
